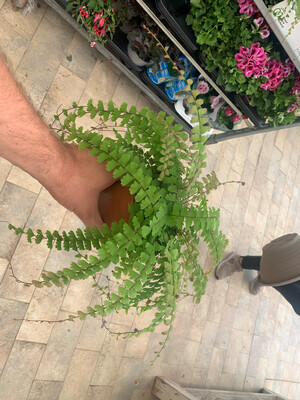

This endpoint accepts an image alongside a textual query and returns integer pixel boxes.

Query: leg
[274,281,300,316]
[241,256,261,271]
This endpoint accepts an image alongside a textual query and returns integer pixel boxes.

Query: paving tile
[90,323,129,386]
[250,211,267,252]
[279,138,293,175]
[247,134,264,166]
[85,386,113,400]
[1,0,47,41]
[40,64,86,125]
[0,182,37,259]
[0,257,8,284]
[271,170,286,206]
[111,74,140,108]
[220,170,242,214]
[7,166,41,194]
[62,32,98,81]
[136,92,159,114]
[237,160,256,203]
[110,385,134,400]
[228,196,248,239]
[17,17,74,92]
[232,353,249,390]
[27,381,63,400]
[244,187,262,228]
[0,157,12,192]
[252,155,270,193]
[35,311,83,381]
[190,367,208,388]
[79,58,120,107]
[131,388,156,400]
[214,142,235,182]
[61,276,95,314]
[205,347,226,388]
[113,357,143,388]
[188,295,211,342]
[215,303,236,349]
[258,179,275,216]
[0,18,29,69]
[230,137,249,174]
[123,332,151,359]
[58,349,99,400]
[16,284,67,343]
[266,146,282,183]
[26,187,66,230]
[194,320,218,370]
[15,70,48,109]
[246,334,264,377]
[284,164,297,198]
[0,341,45,400]
[275,129,286,151]
[276,193,290,230]
[0,297,28,374]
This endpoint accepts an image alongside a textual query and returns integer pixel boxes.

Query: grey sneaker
[249,276,263,295]
[215,252,242,280]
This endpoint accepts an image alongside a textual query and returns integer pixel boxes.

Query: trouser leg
[241,256,261,271]
[274,282,300,316]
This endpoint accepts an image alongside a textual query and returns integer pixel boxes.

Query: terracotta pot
[98,180,134,227]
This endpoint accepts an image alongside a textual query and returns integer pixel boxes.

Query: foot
[249,276,263,295]
[215,252,242,280]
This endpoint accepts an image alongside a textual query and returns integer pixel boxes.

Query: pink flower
[254,16,264,26]
[235,43,268,77]
[242,115,247,119]
[197,80,209,94]
[224,106,234,116]
[232,114,240,122]
[260,24,270,39]
[238,0,259,17]
[283,58,295,78]
[94,12,103,22]
[209,95,222,109]
[79,6,88,18]
[288,103,298,113]
[90,41,96,47]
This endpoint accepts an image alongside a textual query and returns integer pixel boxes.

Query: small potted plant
[9,68,233,356]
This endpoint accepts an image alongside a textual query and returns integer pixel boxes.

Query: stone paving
[0,1,300,399]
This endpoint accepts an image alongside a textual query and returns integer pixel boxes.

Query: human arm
[0,56,116,227]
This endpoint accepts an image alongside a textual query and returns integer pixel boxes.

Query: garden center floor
[0,2,300,399]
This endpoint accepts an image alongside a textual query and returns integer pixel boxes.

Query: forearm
[0,57,67,187]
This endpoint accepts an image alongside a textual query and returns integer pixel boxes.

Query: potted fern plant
[9,62,230,357]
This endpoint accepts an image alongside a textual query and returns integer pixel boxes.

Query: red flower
[232,114,240,122]
[79,6,88,18]
[224,106,234,116]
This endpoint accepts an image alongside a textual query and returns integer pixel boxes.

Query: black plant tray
[140,70,175,106]
[106,29,145,75]
[234,94,266,127]
[155,0,198,53]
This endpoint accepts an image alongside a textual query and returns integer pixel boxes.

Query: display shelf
[44,0,300,143]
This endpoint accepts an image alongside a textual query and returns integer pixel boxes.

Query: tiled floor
[0,1,300,399]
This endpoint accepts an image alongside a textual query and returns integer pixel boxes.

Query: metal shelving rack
[45,0,300,144]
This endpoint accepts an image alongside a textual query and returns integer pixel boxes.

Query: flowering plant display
[66,0,121,46]
[187,0,299,126]
[218,106,247,129]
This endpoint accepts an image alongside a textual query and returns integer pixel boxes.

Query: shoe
[215,252,242,280]
[249,276,264,295]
